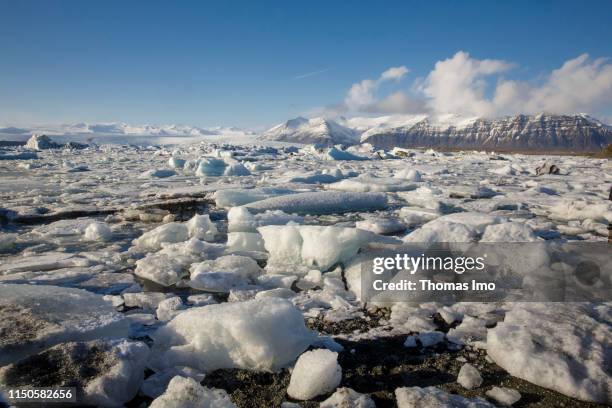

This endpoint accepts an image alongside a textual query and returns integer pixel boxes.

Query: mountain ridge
[262,113,612,151]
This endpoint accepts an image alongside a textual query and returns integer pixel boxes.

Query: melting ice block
[0,339,149,408]
[149,376,236,408]
[0,284,128,366]
[150,298,316,372]
[487,303,612,404]
[287,349,342,400]
[395,386,494,407]
[258,225,375,271]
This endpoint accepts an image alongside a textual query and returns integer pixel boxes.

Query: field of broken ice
[0,138,611,407]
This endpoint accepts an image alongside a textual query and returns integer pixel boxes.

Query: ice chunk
[457,363,483,389]
[141,366,205,398]
[255,288,296,299]
[327,176,417,192]
[228,207,303,232]
[134,238,219,287]
[150,298,315,372]
[448,185,498,199]
[140,169,176,178]
[149,376,236,408]
[356,217,406,234]
[397,186,445,211]
[0,252,92,275]
[547,200,612,223]
[226,232,266,252]
[195,158,227,177]
[189,255,262,292]
[480,222,538,242]
[404,212,506,243]
[245,191,387,215]
[84,221,113,241]
[322,147,368,161]
[286,349,342,400]
[447,316,488,346]
[320,387,375,408]
[131,214,214,250]
[489,165,517,176]
[186,214,218,241]
[404,220,476,243]
[487,303,612,403]
[485,387,521,406]
[156,297,187,321]
[258,225,374,271]
[123,292,172,311]
[0,284,128,366]
[394,168,422,181]
[0,339,149,408]
[214,188,296,208]
[418,331,445,347]
[168,157,186,169]
[132,222,189,251]
[223,160,251,176]
[395,386,495,407]
[25,134,60,150]
[399,207,440,226]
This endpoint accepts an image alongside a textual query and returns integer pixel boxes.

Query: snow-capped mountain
[359,114,612,151]
[259,117,358,146]
[0,122,256,144]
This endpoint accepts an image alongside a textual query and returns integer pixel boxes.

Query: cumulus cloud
[420,51,513,117]
[421,51,612,118]
[344,66,422,113]
[326,51,612,120]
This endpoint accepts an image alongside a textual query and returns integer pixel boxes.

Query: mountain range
[260,114,612,151]
[1,114,610,151]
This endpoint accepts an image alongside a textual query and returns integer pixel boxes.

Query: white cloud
[509,54,612,115]
[327,52,612,120]
[420,51,513,117]
[380,66,409,81]
[421,51,612,118]
[344,66,412,112]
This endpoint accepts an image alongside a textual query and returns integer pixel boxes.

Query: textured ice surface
[485,387,521,406]
[487,303,612,403]
[1,139,610,405]
[0,284,128,366]
[320,387,376,408]
[140,366,205,398]
[189,254,262,292]
[327,175,417,192]
[287,349,342,400]
[149,376,236,408]
[132,222,189,251]
[214,188,296,208]
[150,298,315,372]
[227,207,303,232]
[0,339,148,407]
[258,225,375,271]
[457,363,483,389]
[244,191,388,215]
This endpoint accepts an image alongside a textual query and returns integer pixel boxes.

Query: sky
[1,0,611,129]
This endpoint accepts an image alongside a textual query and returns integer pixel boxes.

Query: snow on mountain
[0,122,256,145]
[359,113,612,151]
[259,117,358,146]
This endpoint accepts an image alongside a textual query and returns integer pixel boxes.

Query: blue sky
[1,0,611,128]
